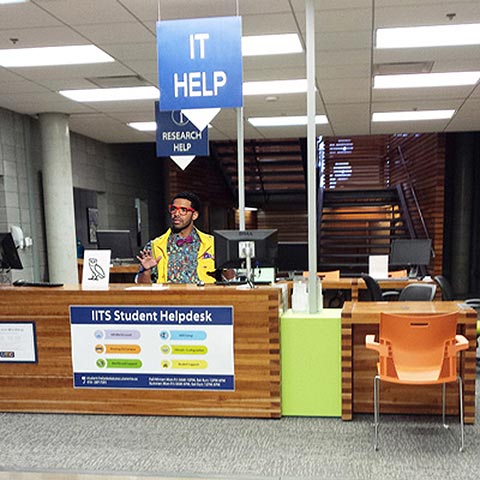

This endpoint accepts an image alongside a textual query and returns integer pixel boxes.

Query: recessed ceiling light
[128,122,157,132]
[243,79,307,95]
[374,72,480,89]
[248,115,328,127]
[376,23,480,48]
[372,110,455,122]
[60,86,159,102]
[242,33,303,56]
[127,121,212,131]
[0,45,114,67]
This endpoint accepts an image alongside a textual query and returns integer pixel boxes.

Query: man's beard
[171,220,191,234]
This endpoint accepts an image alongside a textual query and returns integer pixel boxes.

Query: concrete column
[451,133,474,296]
[39,113,77,284]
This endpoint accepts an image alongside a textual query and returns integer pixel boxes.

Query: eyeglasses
[168,204,196,216]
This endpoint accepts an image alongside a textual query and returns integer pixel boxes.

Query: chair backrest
[398,283,436,301]
[303,269,340,280]
[388,269,408,278]
[360,274,384,301]
[434,275,454,301]
[378,312,460,383]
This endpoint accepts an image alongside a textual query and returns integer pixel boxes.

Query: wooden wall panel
[257,205,309,242]
[324,136,388,189]
[388,133,446,275]
[168,155,235,231]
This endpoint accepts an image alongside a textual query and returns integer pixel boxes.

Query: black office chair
[360,274,399,301]
[433,275,454,300]
[434,275,480,359]
[398,283,436,301]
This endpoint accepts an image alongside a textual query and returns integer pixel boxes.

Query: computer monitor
[389,238,432,277]
[96,230,134,262]
[214,229,278,271]
[276,242,308,273]
[0,232,23,270]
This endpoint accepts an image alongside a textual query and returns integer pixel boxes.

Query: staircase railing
[394,184,416,239]
[396,146,430,240]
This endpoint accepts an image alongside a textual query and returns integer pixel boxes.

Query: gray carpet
[1,370,479,480]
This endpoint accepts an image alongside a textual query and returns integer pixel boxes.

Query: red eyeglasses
[168,204,196,216]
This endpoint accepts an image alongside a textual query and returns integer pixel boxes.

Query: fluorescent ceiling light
[128,122,156,132]
[128,121,212,131]
[376,23,480,48]
[243,79,307,95]
[0,0,29,3]
[374,72,480,89]
[60,86,159,102]
[242,33,303,56]
[372,110,455,122]
[0,45,114,67]
[248,115,328,127]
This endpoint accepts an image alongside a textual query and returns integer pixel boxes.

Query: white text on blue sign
[157,17,243,110]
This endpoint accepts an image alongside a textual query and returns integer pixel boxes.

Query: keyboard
[13,280,64,287]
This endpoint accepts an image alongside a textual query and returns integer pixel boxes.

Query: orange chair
[365,312,469,451]
[302,269,340,280]
[388,269,408,278]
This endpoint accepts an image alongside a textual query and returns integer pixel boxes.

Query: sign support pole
[306,0,318,313]
[237,107,246,230]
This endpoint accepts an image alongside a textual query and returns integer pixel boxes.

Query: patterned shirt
[166,229,200,283]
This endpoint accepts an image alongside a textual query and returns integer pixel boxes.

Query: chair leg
[442,382,447,428]
[373,374,380,451]
[458,375,465,452]
[441,378,465,452]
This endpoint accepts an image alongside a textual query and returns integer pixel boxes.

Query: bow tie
[176,235,193,247]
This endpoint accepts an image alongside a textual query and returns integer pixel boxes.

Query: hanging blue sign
[155,103,208,157]
[157,16,243,111]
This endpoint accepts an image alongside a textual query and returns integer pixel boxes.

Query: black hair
[171,191,201,213]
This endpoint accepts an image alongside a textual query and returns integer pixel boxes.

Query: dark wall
[444,132,480,295]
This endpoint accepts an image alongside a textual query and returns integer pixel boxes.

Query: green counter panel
[280,308,341,416]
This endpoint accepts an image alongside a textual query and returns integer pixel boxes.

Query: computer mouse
[12,279,25,286]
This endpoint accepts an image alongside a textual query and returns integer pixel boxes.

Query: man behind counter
[136,191,215,284]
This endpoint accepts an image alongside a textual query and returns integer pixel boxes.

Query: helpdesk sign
[69,305,234,391]
[157,16,243,111]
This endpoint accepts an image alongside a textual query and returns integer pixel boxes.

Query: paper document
[368,255,389,279]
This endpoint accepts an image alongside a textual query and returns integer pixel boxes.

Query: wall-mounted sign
[157,16,243,111]
[0,322,37,363]
[70,305,235,391]
[155,105,208,157]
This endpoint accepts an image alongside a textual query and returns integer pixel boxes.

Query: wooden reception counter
[0,284,281,418]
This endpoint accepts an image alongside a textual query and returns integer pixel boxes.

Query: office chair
[365,312,469,451]
[303,270,344,307]
[388,269,408,278]
[360,274,399,301]
[434,275,480,359]
[398,283,436,301]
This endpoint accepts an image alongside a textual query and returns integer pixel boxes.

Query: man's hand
[137,249,161,270]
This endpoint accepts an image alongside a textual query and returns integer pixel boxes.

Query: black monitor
[276,242,308,273]
[214,229,278,270]
[0,232,23,270]
[96,230,134,262]
[390,239,432,276]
